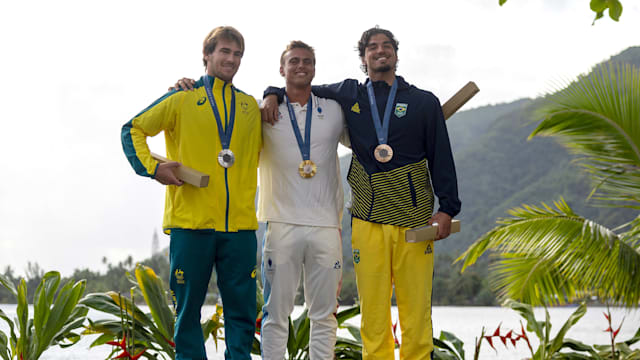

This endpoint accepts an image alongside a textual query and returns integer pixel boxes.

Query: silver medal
[218,149,235,168]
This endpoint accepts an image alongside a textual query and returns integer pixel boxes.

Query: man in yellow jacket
[121,26,262,360]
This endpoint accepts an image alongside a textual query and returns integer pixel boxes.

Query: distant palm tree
[457,63,640,307]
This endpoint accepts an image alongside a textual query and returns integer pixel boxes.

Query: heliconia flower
[492,323,502,337]
[107,335,127,350]
[484,336,496,350]
[604,326,613,332]
[613,322,624,338]
[510,337,517,347]
[392,321,400,346]
[520,323,529,340]
[499,336,508,346]
[163,336,175,348]
[255,317,262,335]
[113,350,132,359]
[603,312,610,321]
[130,348,147,360]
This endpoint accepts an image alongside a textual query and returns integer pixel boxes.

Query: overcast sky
[1,0,639,277]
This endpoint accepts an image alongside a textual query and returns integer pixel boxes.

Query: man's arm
[121,91,183,186]
[424,94,461,240]
[261,80,360,125]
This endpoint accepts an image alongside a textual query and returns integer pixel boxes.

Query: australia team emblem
[394,103,408,118]
[353,249,360,264]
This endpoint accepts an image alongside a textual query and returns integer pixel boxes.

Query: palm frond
[532,63,640,208]
[457,198,640,307]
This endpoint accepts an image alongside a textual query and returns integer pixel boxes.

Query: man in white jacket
[257,40,349,360]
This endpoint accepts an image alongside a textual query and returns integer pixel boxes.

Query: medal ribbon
[366,78,398,145]
[203,75,236,150]
[285,95,313,161]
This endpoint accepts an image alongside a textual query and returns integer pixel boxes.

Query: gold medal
[374,144,393,163]
[218,149,235,168]
[298,160,317,178]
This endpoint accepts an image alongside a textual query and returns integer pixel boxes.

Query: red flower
[114,350,132,359]
[163,336,175,348]
[255,317,262,335]
[130,348,147,360]
[392,321,400,346]
[484,335,496,350]
[492,323,501,337]
[107,335,127,350]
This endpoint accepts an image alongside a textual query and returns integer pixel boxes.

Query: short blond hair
[280,40,315,66]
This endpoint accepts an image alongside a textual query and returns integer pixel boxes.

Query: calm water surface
[1,305,638,359]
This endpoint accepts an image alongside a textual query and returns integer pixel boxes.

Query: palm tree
[457,62,640,307]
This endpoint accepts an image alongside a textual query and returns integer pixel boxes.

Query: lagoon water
[1,304,638,359]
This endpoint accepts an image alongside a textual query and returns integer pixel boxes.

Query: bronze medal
[298,160,317,178]
[218,149,235,168]
[374,144,393,163]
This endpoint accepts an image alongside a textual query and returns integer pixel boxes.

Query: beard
[368,62,394,74]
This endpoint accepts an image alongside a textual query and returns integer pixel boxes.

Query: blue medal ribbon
[366,78,398,145]
[203,75,236,150]
[285,95,313,161]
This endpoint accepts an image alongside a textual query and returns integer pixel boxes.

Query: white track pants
[261,222,342,360]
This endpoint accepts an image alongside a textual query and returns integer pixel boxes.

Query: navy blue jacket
[265,76,460,228]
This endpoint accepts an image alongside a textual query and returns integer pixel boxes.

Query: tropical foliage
[80,264,222,360]
[484,299,640,359]
[498,0,623,23]
[457,63,640,307]
[0,271,87,360]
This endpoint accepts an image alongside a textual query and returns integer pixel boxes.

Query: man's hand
[428,211,452,241]
[168,78,196,92]
[260,94,279,125]
[154,162,184,186]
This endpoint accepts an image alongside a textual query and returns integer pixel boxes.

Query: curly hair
[357,26,399,74]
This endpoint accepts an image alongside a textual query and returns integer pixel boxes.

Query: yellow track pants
[351,218,434,360]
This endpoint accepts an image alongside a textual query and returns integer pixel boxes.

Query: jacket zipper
[223,82,230,232]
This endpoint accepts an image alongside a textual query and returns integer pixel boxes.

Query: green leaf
[339,323,363,343]
[590,0,607,12]
[286,317,296,357]
[608,0,623,21]
[336,305,360,326]
[560,339,604,359]
[433,337,461,359]
[88,333,118,348]
[0,274,16,297]
[533,63,640,209]
[0,331,10,360]
[135,265,174,340]
[623,324,640,346]
[432,348,460,360]
[33,271,61,348]
[292,309,310,356]
[504,299,544,339]
[16,279,28,359]
[251,336,261,355]
[34,278,86,358]
[499,0,508,6]
[458,196,640,306]
[549,302,587,353]
[0,309,16,348]
[439,330,465,359]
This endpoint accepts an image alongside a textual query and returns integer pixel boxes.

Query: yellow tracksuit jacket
[121,75,262,233]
